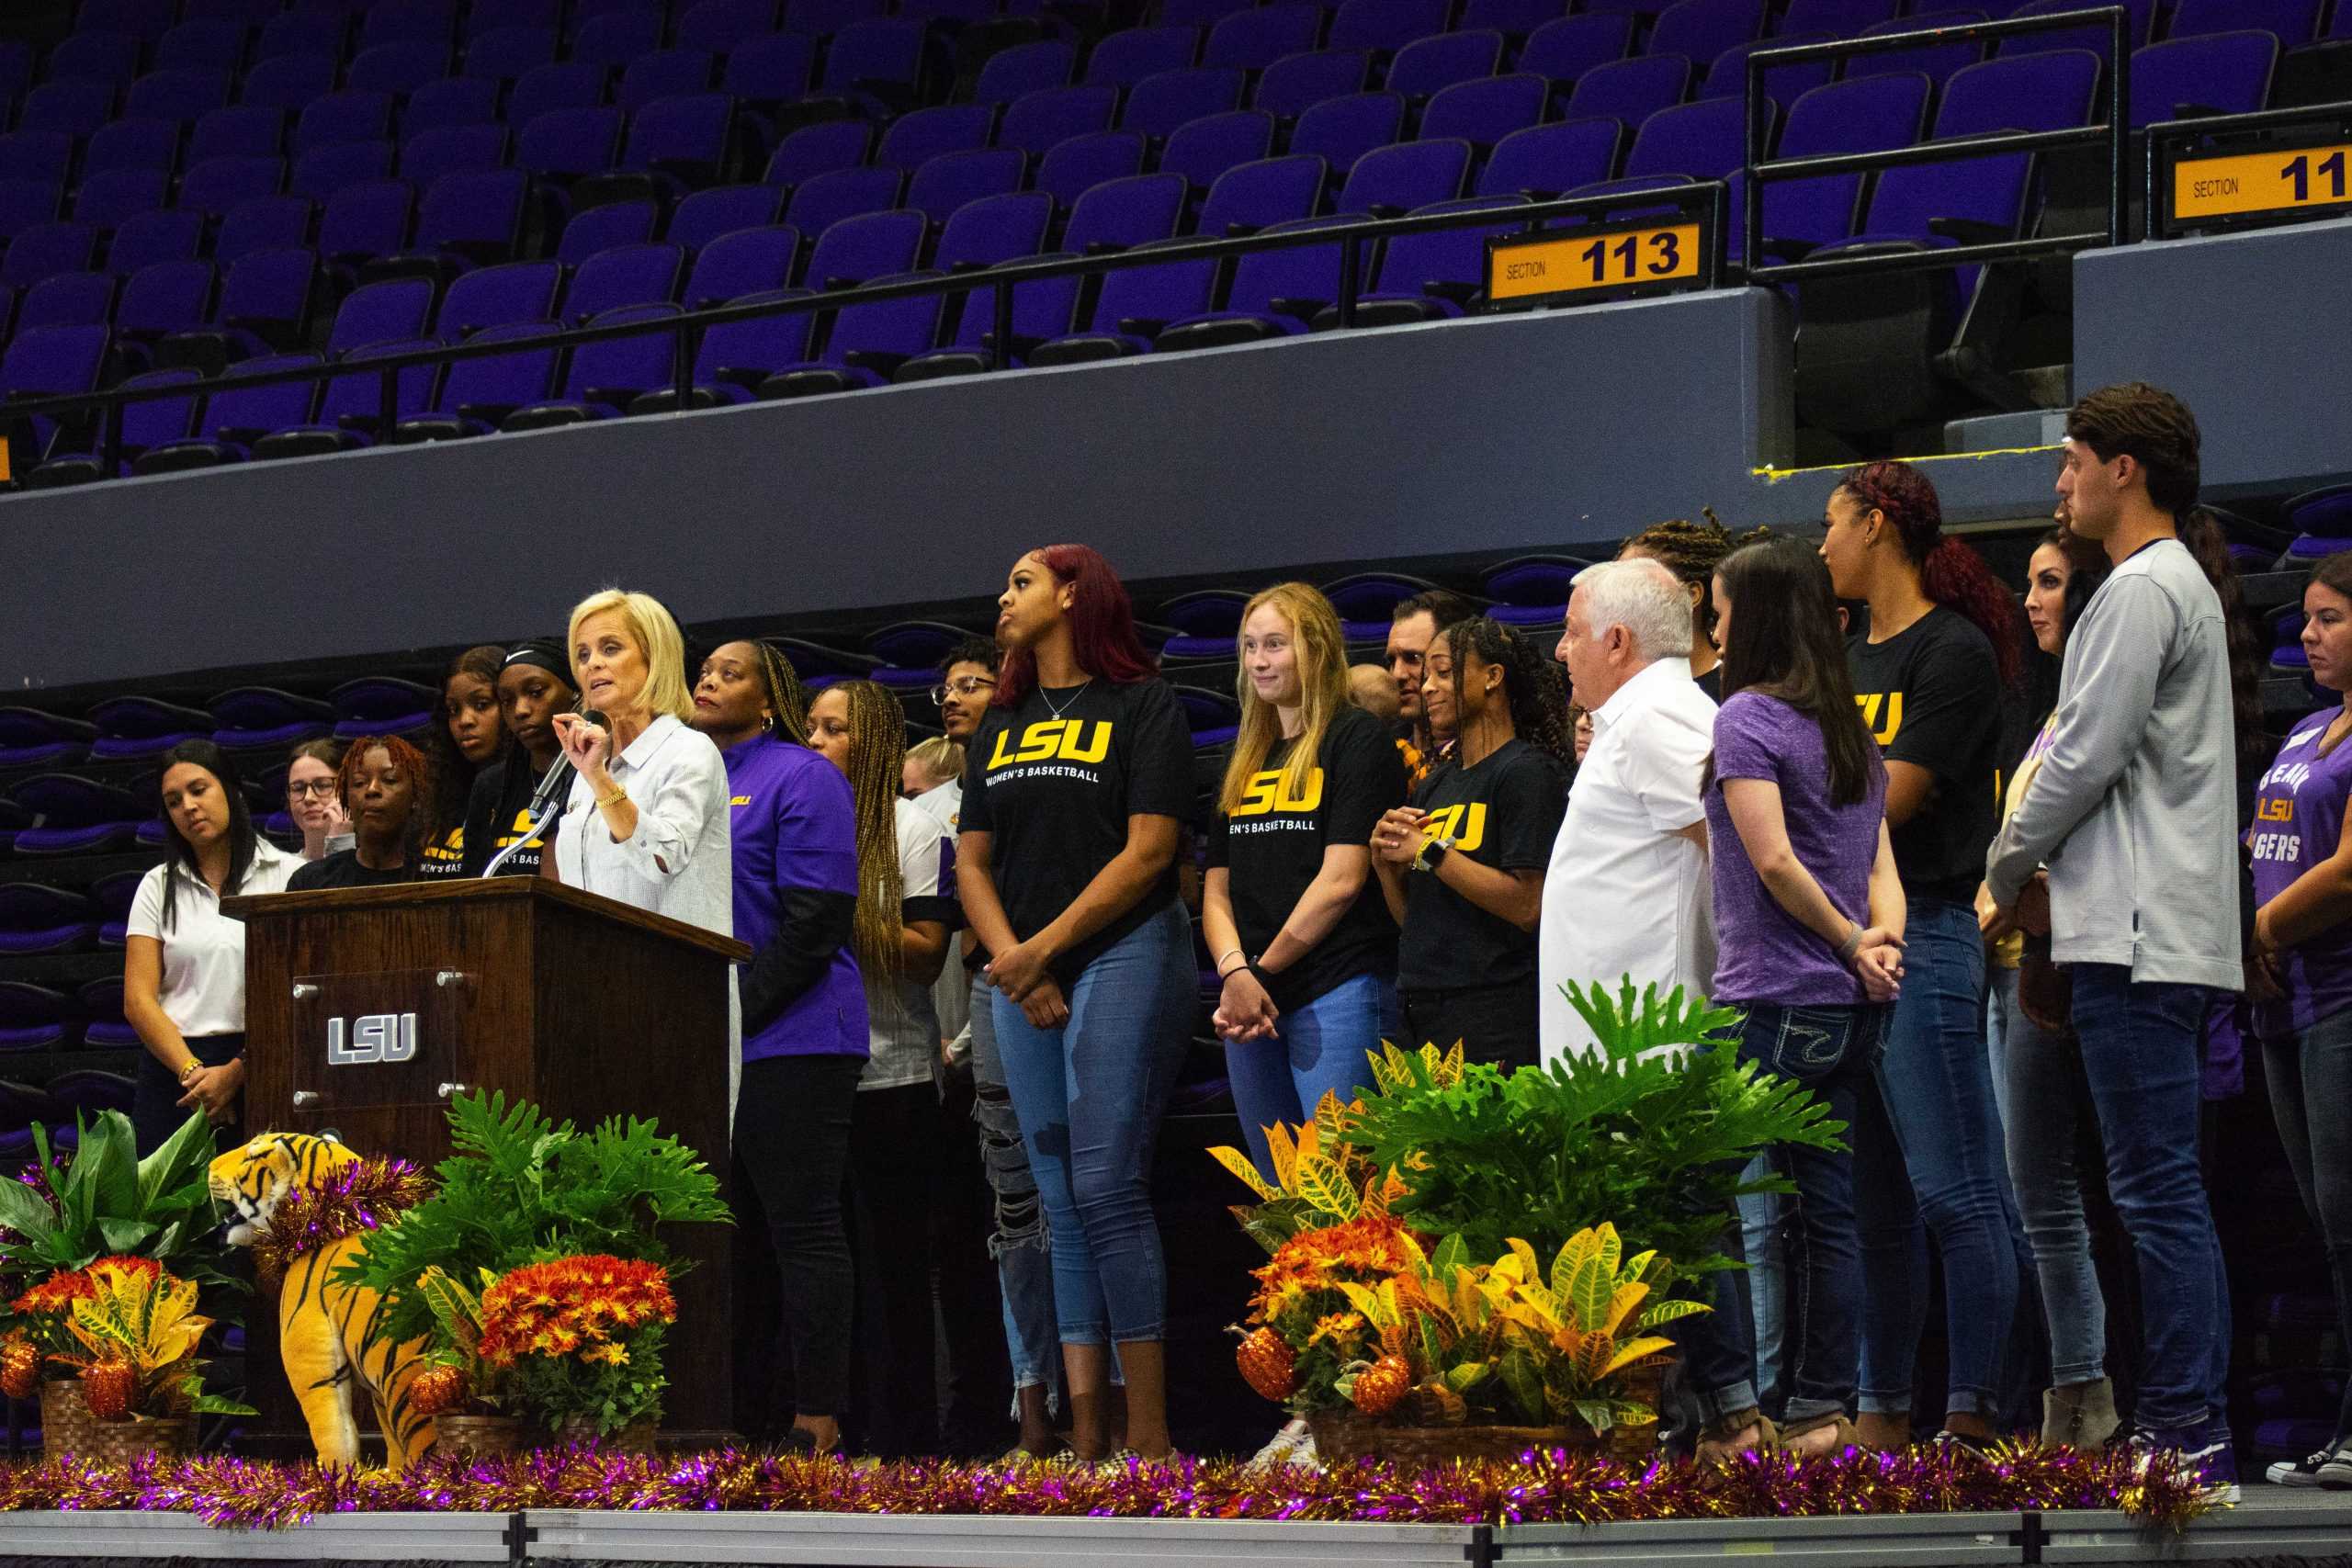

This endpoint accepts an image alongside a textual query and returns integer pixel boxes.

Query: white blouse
[552,712,734,941]
[125,840,302,1038]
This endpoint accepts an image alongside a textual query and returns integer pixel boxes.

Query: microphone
[478,707,607,878]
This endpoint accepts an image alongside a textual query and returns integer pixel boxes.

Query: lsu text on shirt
[460,756,562,878]
[959,679,1193,986]
[1205,705,1405,1010]
[1398,737,1566,993]
[1847,605,2002,906]
[2249,707,2352,1036]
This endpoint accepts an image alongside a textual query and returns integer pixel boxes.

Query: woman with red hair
[956,545,1194,1465]
[1817,459,2028,1451]
[287,734,435,890]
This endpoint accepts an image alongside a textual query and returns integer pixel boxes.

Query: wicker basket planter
[39,1379,98,1457]
[1309,1409,1610,1467]
[434,1414,524,1459]
[80,1415,194,1468]
[552,1416,656,1453]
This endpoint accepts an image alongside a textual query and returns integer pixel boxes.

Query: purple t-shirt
[2249,708,2352,1036]
[1703,690,1884,1007]
[724,734,869,1063]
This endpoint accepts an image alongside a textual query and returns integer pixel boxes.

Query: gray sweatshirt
[1984,536,2242,991]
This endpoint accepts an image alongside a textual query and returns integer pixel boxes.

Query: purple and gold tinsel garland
[248,1156,432,1288]
[0,1442,2216,1533]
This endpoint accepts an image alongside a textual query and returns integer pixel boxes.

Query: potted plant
[6,1264,100,1454]
[401,1267,522,1458]
[51,1255,252,1463]
[0,1112,237,1301]
[474,1254,677,1449]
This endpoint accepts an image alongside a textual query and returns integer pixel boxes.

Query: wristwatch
[1411,835,1453,874]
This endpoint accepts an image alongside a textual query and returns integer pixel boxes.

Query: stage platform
[0,1488,2344,1568]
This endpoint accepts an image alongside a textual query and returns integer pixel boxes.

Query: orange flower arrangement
[1234,1213,1429,1415]
[8,1257,161,1360]
[476,1256,676,1367]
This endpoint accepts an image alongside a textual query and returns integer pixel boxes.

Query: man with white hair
[1540,555,1719,1064]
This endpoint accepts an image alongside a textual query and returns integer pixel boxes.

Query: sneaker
[1935,1429,1998,1460]
[1250,1418,1316,1470]
[2265,1448,2335,1487]
[2318,1442,2352,1490]
[2131,1422,2239,1505]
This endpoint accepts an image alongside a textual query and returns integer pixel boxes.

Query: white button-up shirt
[1539,657,1718,1066]
[126,840,301,1037]
[553,712,733,942]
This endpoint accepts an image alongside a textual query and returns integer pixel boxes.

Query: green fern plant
[1346,978,1845,1289]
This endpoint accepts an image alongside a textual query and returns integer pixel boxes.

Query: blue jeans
[1678,1000,1885,1427]
[2262,1006,2352,1442]
[1854,897,2018,1420]
[1988,965,2109,1389]
[991,901,1194,1346]
[2069,963,2228,1435]
[1223,972,1395,1181]
[967,971,1064,1408]
[1736,1155,1787,1418]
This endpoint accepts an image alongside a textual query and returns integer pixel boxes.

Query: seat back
[330,276,436,351]
[1290,90,1405,175]
[997,85,1118,155]
[437,259,563,338]
[1120,67,1245,137]
[1035,130,1147,209]
[974,39,1075,104]
[1334,137,1471,215]
[668,184,786,251]
[2129,32,2278,130]
[1061,172,1188,252]
[1420,73,1549,147]
[1329,0,1449,53]
[197,351,321,439]
[619,50,716,113]
[190,105,288,163]
[433,321,560,411]
[801,208,926,286]
[933,190,1052,270]
[876,104,995,171]
[1253,49,1371,118]
[1083,26,1201,88]
[1478,118,1622,197]
[783,165,904,237]
[1205,6,1323,72]
[905,148,1026,223]
[178,154,286,213]
[320,177,415,259]
[681,223,800,306]
[1197,153,1328,234]
[560,302,683,400]
[566,241,685,320]
[1385,30,1506,100]
[765,119,873,186]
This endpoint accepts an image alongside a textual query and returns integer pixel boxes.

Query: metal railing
[1741,5,2132,283]
[1,182,1724,482]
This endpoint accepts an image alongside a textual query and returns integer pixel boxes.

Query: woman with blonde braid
[808,679,957,1457]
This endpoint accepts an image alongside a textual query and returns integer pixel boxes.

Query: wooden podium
[222,876,750,1450]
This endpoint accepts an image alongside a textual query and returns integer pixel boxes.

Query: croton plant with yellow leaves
[33,1255,253,1421]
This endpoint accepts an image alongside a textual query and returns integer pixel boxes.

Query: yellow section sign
[2173,143,2352,221]
[1488,221,1702,303]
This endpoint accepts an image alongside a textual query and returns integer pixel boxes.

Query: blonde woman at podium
[546,588,736,1046]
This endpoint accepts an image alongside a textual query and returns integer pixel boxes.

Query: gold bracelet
[177,1059,202,1084]
[597,785,628,809]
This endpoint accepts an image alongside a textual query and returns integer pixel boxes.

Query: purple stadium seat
[254,335,443,457]
[996,84,1117,155]
[240,51,340,111]
[1516,16,1635,89]
[156,245,315,367]
[1061,169,1187,250]
[1030,236,1216,363]
[10,773,141,841]
[974,39,1075,105]
[1761,73,1930,258]
[933,188,1052,273]
[1649,0,1766,65]
[783,164,903,236]
[2130,32,2278,129]
[116,259,215,345]
[1206,6,1325,72]
[764,118,873,186]
[1121,68,1244,137]
[1779,0,1900,32]
[177,154,285,213]
[678,0,782,54]
[1852,13,1990,87]
[813,17,927,108]
[255,11,346,62]
[190,105,286,162]
[21,80,119,139]
[0,131,75,186]
[1478,118,1624,196]
[17,272,114,332]
[1334,137,1471,217]
[404,76,503,138]
[1624,94,1748,182]
[1196,152,1326,234]
[724,31,818,107]
[348,41,453,96]
[1937,50,2100,135]
[1254,49,1372,119]
[1159,0,1255,23]
[570,0,663,31]
[294,139,396,200]
[668,183,786,250]
[629,287,815,409]
[359,0,459,52]
[2000,0,2155,62]
[1348,194,1531,324]
[320,178,415,267]
[465,0,560,35]
[1329,0,1450,54]
[903,147,1025,222]
[680,222,799,305]
[185,0,280,19]
[408,166,527,265]
[1420,74,1549,148]
[435,258,562,336]
[131,350,322,470]
[390,321,560,440]
[49,32,143,88]
[466,24,558,80]
[1160,109,1276,194]
[1388,31,1507,100]
[1290,91,1405,176]
[783,0,888,33]
[516,106,625,179]
[1700,36,1837,107]
[619,50,716,113]
[503,301,684,426]
[0,707,94,770]
[1157,213,1351,348]
[24,366,202,483]
[125,67,234,123]
[762,268,943,395]
[0,41,28,101]
[84,118,180,177]
[891,252,1072,378]
[210,196,311,265]
[608,92,734,186]
[799,207,926,297]
[0,179,63,246]
[74,167,170,227]
[1035,130,1147,209]
[0,222,96,291]
[565,240,684,320]
[1463,0,1572,32]
[296,91,396,153]
[155,17,249,74]
[107,207,207,273]
[1084,27,1200,87]
[401,123,510,185]
[328,276,436,349]
[573,9,666,69]
[81,0,177,39]
[1566,54,1692,125]
[511,62,610,126]
[0,889,98,957]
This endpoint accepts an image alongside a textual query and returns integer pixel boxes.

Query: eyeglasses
[287,780,337,799]
[930,677,996,705]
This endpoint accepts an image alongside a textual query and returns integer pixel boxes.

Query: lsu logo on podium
[988,719,1112,768]
[1230,768,1324,817]
[327,1012,418,1066]
[1419,803,1487,852]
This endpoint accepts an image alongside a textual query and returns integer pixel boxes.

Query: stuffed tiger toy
[209,1133,436,1470]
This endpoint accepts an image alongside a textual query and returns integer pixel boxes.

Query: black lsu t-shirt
[287,850,419,890]
[960,679,1193,985]
[1398,737,1566,992]
[460,757,563,878]
[1847,604,2000,906]
[1207,705,1406,1010]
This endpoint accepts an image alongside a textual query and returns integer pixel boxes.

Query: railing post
[673,319,693,406]
[99,399,120,479]
[1338,232,1361,328]
[2109,4,2131,245]
[378,365,397,436]
[992,276,1013,368]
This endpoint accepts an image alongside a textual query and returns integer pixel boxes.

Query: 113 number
[1577,230,1683,284]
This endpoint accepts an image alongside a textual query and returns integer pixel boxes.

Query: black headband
[503,640,571,685]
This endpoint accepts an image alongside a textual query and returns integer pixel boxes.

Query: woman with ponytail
[1371,616,1570,1070]
[1818,459,2025,1451]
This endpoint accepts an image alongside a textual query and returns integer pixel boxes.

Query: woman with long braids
[808,679,957,1459]
[463,641,580,878]
[1620,510,1773,700]
[421,645,505,876]
[957,544,1194,1466]
[123,740,301,1155]
[689,637,863,1455]
[287,735,433,889]
[1371,616,1570,1071]
[1818,458,2027,1451]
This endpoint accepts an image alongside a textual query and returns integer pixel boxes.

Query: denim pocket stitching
[1772,1008,1849,1077]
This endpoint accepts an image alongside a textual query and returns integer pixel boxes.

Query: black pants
[848,1079,943,1458]
[930,1055,1012,1449]
[733,1052,864,1422]
[131,1032,243,1157]
[1401,981,1540,1073]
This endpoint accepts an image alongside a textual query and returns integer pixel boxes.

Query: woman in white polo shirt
[124,740,301,1155]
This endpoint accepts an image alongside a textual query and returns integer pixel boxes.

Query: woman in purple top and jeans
[2248,551,2352,1488]
[1684,536,1906,1464]
[691,638,869,1458]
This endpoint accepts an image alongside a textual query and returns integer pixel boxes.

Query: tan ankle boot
[2040,1379,2120,1450]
